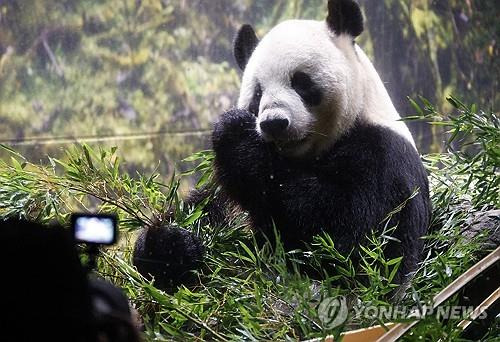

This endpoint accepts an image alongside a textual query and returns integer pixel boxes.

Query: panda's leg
[384,237,421,301]
[133,223,204,291]
[382,197,429,288]
[132,185,230,291]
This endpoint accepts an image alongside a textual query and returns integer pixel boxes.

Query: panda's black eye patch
[291,71,322,107]
[249,83,262,116]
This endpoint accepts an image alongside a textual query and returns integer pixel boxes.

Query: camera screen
[73,215,117,245]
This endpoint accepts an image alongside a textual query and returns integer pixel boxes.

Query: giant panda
[133,0,431,291]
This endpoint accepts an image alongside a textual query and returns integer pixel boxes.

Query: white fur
[237,19,416,156]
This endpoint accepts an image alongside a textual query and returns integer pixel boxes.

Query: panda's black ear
[234,24,259,71]
[326,0,364,37]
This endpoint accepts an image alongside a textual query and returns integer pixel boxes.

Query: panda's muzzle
[259,118,290,141]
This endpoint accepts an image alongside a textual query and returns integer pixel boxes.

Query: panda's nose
[260,118,289,139]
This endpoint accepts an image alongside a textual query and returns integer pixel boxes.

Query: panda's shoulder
[325,121,421,172]
[347,122,414,152]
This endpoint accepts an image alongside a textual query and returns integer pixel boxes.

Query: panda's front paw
[212,109,257,148]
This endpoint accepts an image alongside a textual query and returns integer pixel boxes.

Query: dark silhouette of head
[0,218,93,340]
[0,218,142,341]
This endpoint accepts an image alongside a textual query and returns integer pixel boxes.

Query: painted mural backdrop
[0,0,497,180]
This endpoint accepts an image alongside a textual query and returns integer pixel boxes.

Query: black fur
[327,0,364,37]
[131,187,233,292]
[133,226,204,291]
[234,24,259,71]
[212,109,431,282]
[291,71,323,107]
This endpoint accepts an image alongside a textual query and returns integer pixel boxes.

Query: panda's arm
[211,109,278,212]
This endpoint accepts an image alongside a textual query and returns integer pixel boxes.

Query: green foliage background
[1,0,498,184]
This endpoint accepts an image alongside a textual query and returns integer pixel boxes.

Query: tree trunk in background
[360,0,436,152]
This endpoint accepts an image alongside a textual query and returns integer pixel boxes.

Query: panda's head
[234,0,366,157]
